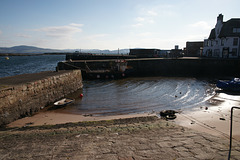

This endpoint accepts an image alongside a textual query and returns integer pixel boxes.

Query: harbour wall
[57,58,240,79]
[0,70,83,126]
[66,54,136,60]
[127,58,240,78]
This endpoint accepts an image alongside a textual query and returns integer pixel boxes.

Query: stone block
[0,70,83,126]
[21,85,27,91]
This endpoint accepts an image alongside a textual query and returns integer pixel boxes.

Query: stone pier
[0,70,83,126]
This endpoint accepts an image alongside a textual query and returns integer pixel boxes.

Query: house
[170,45,183,57]
[185,41,204,57]
[129,47,181,58]
[203,14,240,58]
[158,50,171,58]
[129,49,161,58]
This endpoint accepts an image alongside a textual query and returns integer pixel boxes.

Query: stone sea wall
[129,58,240,77]
[0,70,83,126]
[58,58,240,79]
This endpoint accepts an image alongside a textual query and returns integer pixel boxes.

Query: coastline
[7,90,240,141]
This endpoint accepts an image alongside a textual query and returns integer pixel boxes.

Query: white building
[203,14,240,58]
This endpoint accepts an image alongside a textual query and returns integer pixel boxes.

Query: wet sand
[175,92,240,140]
[7,91,240,141]
[7,110,155,128]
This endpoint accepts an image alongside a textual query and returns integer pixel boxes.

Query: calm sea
[0,55,216,116]
[0,55,65,78]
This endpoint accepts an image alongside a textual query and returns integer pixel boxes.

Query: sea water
[65,77,215,116]
[0,55,216,116]
[0,55,65,78]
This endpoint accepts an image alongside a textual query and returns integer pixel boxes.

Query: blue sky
[0,0,239,50]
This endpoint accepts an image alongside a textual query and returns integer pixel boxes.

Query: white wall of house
[203,14,240,58]
[203,37,239,58]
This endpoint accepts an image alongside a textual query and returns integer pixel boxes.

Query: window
[208,40,211,47]
[232,48,237,56]
[204,40,208,47]
[223,48,229,58]
[214,49,220,57]
[208,49,212,57]
[233,38,238,46]
[233,28,240,33]
[221,38,224,46]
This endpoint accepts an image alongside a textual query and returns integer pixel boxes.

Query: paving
[0,116,239,160]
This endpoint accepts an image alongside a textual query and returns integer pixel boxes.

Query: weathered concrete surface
[0,116,239,160]
[0,70,83,126]
[58,57,240,78]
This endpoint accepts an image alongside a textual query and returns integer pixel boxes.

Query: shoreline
[7,110,156,128]
[7,109,240,141]
[175,91,240,141]
[6,91,240,141]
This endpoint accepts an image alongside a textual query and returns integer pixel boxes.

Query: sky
[0,0,239,50]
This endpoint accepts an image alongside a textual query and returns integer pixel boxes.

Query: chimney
[217,14,223,23]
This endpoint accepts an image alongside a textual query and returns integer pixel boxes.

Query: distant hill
[79,49,130,54]
[0,45,62,54]
[0,45,130,55]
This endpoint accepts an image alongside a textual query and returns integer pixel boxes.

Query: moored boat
[217,78,240,92]
[54,98,74,107]
[82,59,128,79]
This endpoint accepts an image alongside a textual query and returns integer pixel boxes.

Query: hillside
[0,45,130,54]
[0,45,62,54]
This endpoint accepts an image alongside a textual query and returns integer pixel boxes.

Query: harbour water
[0,55,216,116]
[65,77,215,116]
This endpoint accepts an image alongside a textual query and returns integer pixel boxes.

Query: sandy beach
[7,90,240,141]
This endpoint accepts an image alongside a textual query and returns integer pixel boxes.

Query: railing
[228,106,240,160]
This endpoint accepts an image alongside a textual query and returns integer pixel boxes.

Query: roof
[218,18,240,38]
[208,18,240,39]
[208,28,216,39]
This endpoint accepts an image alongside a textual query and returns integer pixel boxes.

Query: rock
[160,110,177,120]
[83,114,93,117]
[219,117,225,121]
